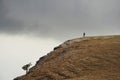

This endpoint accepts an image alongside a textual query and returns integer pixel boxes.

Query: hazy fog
[0,0,120,80]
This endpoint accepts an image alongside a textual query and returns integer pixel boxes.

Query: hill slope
[14,35,120,80]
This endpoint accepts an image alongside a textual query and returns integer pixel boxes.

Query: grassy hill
[14,35,120,80]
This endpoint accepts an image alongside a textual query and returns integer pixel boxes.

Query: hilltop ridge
[14,35,120,80]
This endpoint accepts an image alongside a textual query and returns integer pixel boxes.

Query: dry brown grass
[14,35,120,80]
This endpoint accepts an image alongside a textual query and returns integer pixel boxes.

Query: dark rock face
[13,77,22,80]
[14,35,120,80]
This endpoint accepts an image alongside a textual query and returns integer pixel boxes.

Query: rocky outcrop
[14,35,120,80]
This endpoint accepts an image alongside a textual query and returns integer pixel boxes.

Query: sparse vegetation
[14,35,120,80]
[22,63,32,74]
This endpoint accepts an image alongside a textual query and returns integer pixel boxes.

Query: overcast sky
[0,0,120,80]
[1,0,120,40]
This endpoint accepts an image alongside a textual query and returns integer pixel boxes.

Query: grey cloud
[0,0,24,34]
[0,0,120,40]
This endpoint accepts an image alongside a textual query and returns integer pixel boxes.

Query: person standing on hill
[83,32,85,37]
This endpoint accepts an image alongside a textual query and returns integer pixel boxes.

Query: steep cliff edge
[14,35,120,80]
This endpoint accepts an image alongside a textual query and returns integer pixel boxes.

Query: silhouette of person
[83,32,85,37]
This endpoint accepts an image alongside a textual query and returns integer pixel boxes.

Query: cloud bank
[0,0,120,40]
